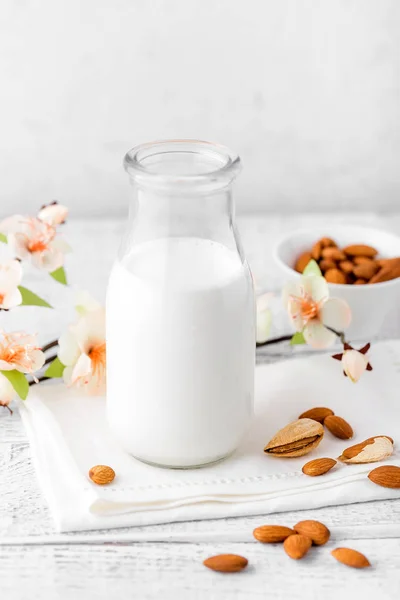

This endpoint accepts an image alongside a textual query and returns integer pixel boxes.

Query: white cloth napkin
[19,340,400,533]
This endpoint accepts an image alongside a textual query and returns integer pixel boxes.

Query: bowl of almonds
[274,225,400,339]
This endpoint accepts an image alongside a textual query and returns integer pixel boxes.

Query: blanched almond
[338,436,393,464]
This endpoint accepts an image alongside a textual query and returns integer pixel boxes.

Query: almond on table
[283,534,312,559]
[338,436,394,464]
[331,547,370,569]
[253,525,294,543]
[293,520,330,545]
[298,406,334,423]
[88,465,116,485]
[203,554,248,573]
[324,415,353,440]
[302,457,337,477]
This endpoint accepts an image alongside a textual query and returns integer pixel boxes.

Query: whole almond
[353,261,379,280]
[302,457,337,477]
[369,264,400,284]
[338,436,394,464]
[295,251,312,273]
[353,255,373,265]
[293,520,330,545]
[324,415,353,440]
[322,247,346,261]
[320,237,337,248]
[343,244,377,258]
[253,525,294,543]
[377,257,400,269]
[311,241,323,261]
[88,465,116,485]
[283,534,312,559]
[203,554,248,573]
[264,419,324,458]
[354,278,367,285]
[298,406,334,423]
[368,465,400,488]
[331,547,370,568]
[319,259,337,273]
[324,268,346,284]
[338,260,354,274]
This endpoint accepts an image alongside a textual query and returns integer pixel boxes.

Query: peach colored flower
[0,373,15,413]
[283,275,351,349]
[58,308,106,395]
[38,202,68,226]
[5,217,70,272]
[0,259,23,310]
[0,331,45,373]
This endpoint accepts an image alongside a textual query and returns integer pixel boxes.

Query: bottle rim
[123,139,241,192]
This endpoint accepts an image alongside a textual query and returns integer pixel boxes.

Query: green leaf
[302,259,322,277]
[18,286,52,308]
[50,266,67,285]
[290,332,306,345]
[0,369,29,400]
[44,357,65,379]
[0,232,7,243]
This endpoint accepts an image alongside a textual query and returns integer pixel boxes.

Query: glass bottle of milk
[106,140,255,468]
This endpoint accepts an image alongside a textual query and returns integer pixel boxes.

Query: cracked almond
[264,419,324,458]
[338,436,394,464]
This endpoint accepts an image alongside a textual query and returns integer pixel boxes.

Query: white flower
[58,308,106,395]
[342,349,369,382]
[6,217,70,272]
[75,290,102,316]
[0,372,15,412]
[283,275,351,349]
[38,202,68,226]
[256,293,272,344]
[0,259,23,309]
[0,331,45,373]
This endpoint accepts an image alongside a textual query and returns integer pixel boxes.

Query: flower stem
[42,340,58,353]
[256,334,293,348]
[43,354,57,366]
[29,375,50,386]
[325,326,347,345]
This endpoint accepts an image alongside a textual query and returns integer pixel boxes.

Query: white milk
[106,237,255,467]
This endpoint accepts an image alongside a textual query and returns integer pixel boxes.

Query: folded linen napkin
[20,340,400,533]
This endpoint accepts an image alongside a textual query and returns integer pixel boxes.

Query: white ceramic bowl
[273,225,400,340]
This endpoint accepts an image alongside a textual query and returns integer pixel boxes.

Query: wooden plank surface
[1,213,400,599]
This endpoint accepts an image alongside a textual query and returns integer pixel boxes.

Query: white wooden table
[1,213,400,600]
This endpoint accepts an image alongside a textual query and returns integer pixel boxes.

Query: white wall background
[0,0,399,217]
